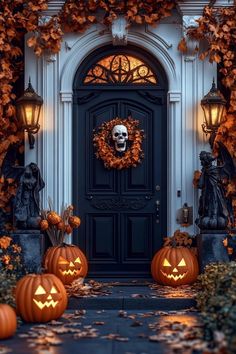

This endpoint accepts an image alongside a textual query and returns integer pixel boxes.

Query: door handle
[155,200,160,224]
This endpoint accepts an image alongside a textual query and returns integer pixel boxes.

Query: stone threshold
[68,281,197,311]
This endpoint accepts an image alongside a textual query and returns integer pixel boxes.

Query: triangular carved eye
[75,257,81,264]
[35,285,46,295]
[50,286,58,294]
[178,258,186,267]
[163,258,171,267]
[58,256,69,264]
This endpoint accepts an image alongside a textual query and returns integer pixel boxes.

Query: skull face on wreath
[111,124,128,153]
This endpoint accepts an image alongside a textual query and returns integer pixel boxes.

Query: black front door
[73,48,167,277]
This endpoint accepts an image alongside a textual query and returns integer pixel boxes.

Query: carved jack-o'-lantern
[44,243,88,285]
[151,246,199,287]
[15,274,67,322]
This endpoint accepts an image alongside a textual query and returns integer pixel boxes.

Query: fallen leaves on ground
[17,312,101,348]
[102,333,129,342]
[148,315,227,353]
[149,283,198,298]
[66,279,113,298]
[0,346,12,354]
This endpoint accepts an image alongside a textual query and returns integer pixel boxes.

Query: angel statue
[195,142,235,230]
[1,144,45,229]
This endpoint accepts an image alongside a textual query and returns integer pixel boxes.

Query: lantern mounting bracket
[201,123,218,149]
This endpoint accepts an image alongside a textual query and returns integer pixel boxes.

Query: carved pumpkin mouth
[161,270,187,281]
[33,299,59,310]
[59,269,80,276]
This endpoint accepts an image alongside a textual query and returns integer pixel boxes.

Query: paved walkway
[2,310,200,354]
[0,281,201,354]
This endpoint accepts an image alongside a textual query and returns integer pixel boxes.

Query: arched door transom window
[83,54,157,85]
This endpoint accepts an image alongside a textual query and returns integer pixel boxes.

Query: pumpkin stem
[171,237,178,248]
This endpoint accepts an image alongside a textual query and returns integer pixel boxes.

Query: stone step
[67,284,196,310]
[68,296,196,310]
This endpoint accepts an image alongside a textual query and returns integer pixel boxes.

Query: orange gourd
[15,274,67,323]
[0,304,17,339]
[151,246,199,287]
[44,243,88,285]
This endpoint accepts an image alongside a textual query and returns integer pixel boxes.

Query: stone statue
[1,144,45,230]
[195,142,235,230]
[14,163,45,229]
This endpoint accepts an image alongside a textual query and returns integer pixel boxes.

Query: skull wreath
[93,117,144,169]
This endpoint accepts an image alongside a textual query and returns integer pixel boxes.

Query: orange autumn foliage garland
[27,0,177,57]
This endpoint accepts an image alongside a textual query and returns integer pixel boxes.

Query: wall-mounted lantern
[16,78,43,149]
[201,78,226,148]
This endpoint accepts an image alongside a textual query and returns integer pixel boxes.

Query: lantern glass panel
[202,102,225,130]
[210,103,221,127]
[19,103,41,130]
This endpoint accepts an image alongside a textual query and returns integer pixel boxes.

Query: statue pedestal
[10,231,45,273]
[197,231,229,273]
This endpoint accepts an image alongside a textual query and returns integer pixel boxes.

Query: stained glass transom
[83,54,157,84]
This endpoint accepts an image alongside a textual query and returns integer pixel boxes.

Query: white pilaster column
[167,92,182,235]
[39,53,60,210]
[60,92,73,209]
[178,5,217,233]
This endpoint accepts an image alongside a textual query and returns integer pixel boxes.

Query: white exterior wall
[24,0,233,236]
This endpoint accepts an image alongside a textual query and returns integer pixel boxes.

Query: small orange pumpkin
[57,221,65,230]
[64,224,73,234]
[40,219,49,231]
[47,212,61,225]
[68,216,81,228]
[15,273,67,323]
[0,304,17,339]
[44,243,88,285]
[151,246,199,287]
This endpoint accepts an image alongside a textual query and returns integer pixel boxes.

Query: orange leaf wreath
[93,117,144,170]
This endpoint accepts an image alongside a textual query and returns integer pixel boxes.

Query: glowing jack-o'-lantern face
[58,256,82,276]
[33,284,59,310]
[44,244,88,285]
[161,257,188,282]
[151,246,199,287]
[15,274,68,323]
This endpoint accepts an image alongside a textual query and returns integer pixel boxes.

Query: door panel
[122,214,153,261]
[73,89,167,277]
[87,214,118,261]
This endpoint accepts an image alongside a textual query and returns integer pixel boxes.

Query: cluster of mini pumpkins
[40,206,81,235]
